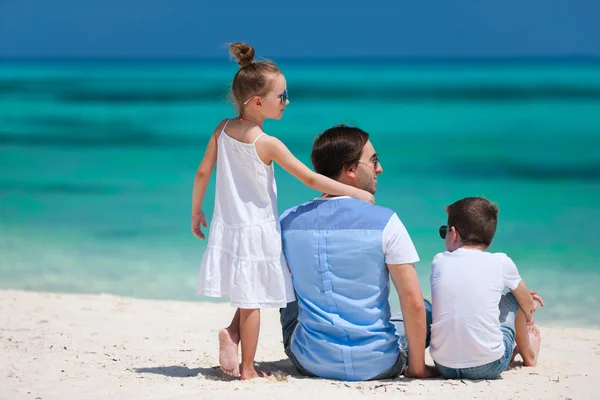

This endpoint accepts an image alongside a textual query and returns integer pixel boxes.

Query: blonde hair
[229,42,281,113]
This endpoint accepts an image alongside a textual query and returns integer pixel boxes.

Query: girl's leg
[219,308,241,376]
[239,308,268,380]
[514,308,542,366]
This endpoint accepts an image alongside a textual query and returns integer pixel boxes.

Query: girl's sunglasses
[243,89,289,106]
[279,89,289,104]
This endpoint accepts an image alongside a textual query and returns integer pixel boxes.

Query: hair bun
[229,42,255,68]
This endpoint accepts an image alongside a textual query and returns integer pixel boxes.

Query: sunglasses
[357,154,380,171]
[439,225,462,239]
[280,89,289,104]
[243,89,289,106]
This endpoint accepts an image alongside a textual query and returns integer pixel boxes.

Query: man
[279,125,438,381]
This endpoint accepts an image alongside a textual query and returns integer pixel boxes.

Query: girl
[191,42,374,380]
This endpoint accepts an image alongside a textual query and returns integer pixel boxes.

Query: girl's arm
[191,120,225,239]
[258,136,375,204]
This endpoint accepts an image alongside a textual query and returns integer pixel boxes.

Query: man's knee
[499,292,519,327]
[500,292,519,313]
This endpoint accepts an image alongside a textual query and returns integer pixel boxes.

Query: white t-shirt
[429,248,522,368]
[383,213,420,265]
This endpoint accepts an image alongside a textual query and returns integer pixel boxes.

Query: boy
[430,197,544,379]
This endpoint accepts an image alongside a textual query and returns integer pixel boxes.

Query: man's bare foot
[522,325,542,367]
[240,366,269,381]
[219,328,240,376]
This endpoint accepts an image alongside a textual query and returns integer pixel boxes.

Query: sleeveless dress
[196,120,295,308]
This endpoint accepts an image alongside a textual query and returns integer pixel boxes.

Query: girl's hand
[192,212,207,239]
[355,189,375,204]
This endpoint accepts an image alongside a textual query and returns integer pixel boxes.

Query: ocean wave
[0,131,195,147]
[2,78,600,103]
[442,159,600,181]
[0,181,121,195]
[47,85,600,103]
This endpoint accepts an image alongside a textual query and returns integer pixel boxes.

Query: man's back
[280,197,419,381]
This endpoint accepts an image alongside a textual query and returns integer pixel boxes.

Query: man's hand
[192,212,207,239]
[404,364,439,379]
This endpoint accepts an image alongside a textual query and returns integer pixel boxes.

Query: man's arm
[388,263,438,378]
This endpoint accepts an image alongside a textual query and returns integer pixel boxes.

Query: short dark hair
[446,197,499,247]
[311,124,369,179]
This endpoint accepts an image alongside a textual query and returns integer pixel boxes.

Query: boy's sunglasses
[439,225,461,239]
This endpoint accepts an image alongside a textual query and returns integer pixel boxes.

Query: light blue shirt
[280,197,419,381]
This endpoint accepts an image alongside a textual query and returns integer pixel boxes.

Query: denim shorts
[435,292,519,380]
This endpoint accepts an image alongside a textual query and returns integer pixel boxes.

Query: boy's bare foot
[240,367,269,381]
[219,328,240,376]
[511,344,520,362]
[523,325,542,366]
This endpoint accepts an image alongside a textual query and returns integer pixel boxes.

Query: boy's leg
[219,308,240,376]
[239,308,268,380]
[514,308,542,366]
[443,293,520,381]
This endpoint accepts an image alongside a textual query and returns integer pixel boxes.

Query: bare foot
[522,325,542,367]
[240,367,269,381]
[219,328,240,376]
[511,344,520,362]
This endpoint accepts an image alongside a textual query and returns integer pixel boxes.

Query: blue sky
[1,0,599,58]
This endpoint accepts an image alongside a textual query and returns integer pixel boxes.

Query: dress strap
[222,118,230,131]
[253,132,266,144]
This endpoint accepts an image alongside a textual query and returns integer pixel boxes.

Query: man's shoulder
[279,199,321,222]
[280,198,396,230]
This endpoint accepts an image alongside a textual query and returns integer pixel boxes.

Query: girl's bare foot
[219,328,240,376]
[240,366,269,381]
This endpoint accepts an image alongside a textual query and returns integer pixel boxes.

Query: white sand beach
[1,289,599,400]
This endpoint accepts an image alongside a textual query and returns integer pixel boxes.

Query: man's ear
[342,164,358,180]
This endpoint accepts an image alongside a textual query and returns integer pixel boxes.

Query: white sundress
[196,120,295,308]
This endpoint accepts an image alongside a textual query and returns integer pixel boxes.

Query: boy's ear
[451,226,460,243]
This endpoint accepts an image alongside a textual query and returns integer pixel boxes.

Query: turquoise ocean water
[1,59,599,327]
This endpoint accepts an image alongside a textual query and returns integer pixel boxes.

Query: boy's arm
[503,255,537,324]
[511,281,536,324]
[388,263,437,378]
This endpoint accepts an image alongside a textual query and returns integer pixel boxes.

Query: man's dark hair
[311,124,369,179]
[446,197,499,247]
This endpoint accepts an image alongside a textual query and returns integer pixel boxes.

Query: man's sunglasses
[357,154,379,171]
